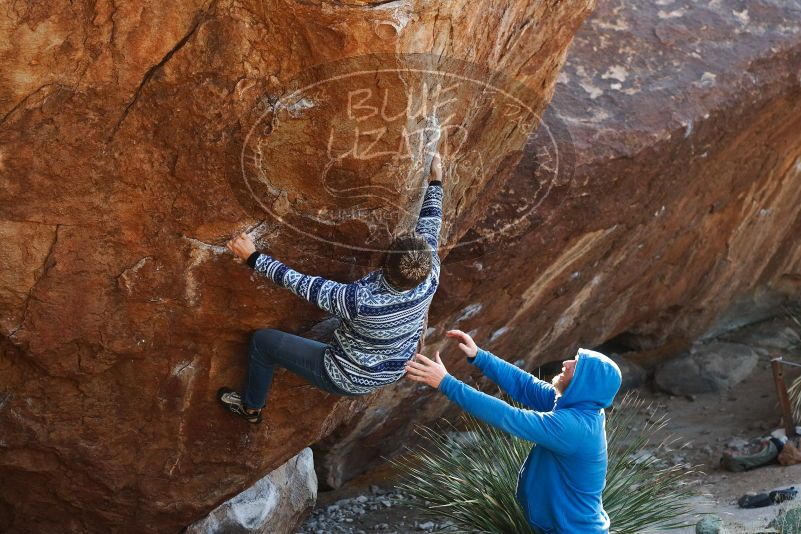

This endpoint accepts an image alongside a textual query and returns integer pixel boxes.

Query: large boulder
[0,0,595,531]
[314,0,801,485]
[185,448,316,534]
[654,341,759,395]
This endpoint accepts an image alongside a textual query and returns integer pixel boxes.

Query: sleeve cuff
[439,373,458,395]
[246,251,262,269]
[468,348,491,368]
[428,180,442,187]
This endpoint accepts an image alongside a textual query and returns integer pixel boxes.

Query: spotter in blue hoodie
[439,347,622,534]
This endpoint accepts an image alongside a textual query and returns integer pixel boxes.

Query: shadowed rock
[654,342,759,395]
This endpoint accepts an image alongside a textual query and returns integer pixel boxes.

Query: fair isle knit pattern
[252,183,444,394]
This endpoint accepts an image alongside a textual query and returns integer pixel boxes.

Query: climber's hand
[226,232,256,261]
[405,352,448,389]
[446,329,478,359]
[430,153,443,183]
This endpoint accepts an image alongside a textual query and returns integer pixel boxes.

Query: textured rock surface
[0,0,595,532]
[313,0,801,486]
[609,354,646,393]
[718,315,801,352]
[185,448,316,534]
[770,506,801,534]
[654,341,759,395]
[695,514,722,534]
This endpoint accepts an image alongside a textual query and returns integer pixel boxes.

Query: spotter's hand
[446,329,478,359]
[226,232,256,261]
[405,352,448,389]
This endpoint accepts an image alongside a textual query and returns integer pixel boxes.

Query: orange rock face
[0,0,595,531]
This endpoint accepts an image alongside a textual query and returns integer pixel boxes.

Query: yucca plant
[603,394,699,532]
[392,393,699,533]
[783,303,801,422]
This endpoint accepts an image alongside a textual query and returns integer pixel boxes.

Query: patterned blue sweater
[247,182,443,394]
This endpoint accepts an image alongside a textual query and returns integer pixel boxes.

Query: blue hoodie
[438,347,622,534]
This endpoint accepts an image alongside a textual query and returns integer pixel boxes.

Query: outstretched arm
[415,153,444,252]
[227,233,360,320]
[469,349,556,411]
[439,374,575,453]
[404,353,575,453]
[446,330,556,411]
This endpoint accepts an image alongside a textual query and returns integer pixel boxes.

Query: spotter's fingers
[405,366,426,376]
[415,353,434,365]
[404,366,427,378]
[405,360,428,371]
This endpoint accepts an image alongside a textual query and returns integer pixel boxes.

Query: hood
[555,348,622,410]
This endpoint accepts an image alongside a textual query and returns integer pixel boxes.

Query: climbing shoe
[738,487,798,508]
[217,387,262,424]
[770,486,798,504]
[738,493,773,508]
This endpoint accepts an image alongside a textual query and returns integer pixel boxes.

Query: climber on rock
[218,154,445,424]
[405,330,622,534]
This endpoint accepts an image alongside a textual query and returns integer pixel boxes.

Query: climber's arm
[246,251,360,320]
[415,154,444,252]
[225,232,359,319]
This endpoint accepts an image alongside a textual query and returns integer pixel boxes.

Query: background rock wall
[313,0,801,487]
[0,0,595,531]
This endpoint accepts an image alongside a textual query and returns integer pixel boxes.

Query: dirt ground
[643,359,801,533]
[643,360,801,533]
[298,356,801,533]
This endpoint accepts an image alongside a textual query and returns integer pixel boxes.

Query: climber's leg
[241,328,343,410]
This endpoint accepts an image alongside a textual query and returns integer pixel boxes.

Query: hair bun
[399,249,432,280]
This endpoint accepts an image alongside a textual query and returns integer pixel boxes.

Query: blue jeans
[242,328,354,409]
